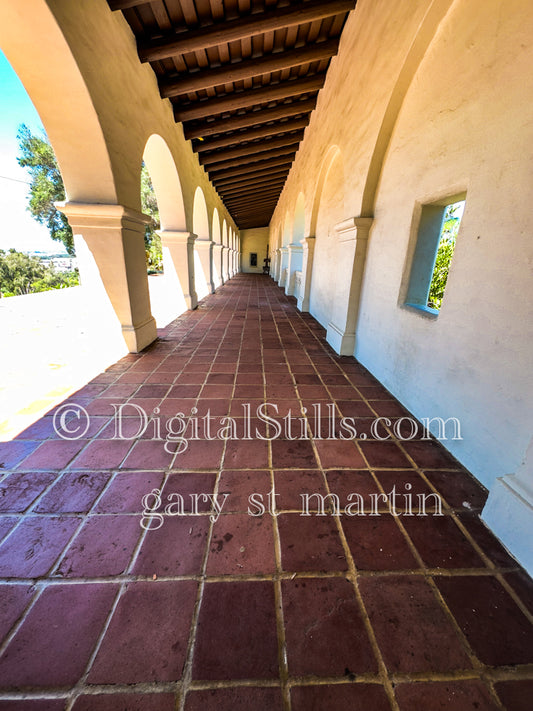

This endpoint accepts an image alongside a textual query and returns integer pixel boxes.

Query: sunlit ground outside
[0,276,175,441]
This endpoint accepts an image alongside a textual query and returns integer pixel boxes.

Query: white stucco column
[274,249,282,281]
[482,436,533,576]
[212,243,223,288]
[231,249,237,277]
[160,230,198,311]
[326,217,373,356]
[58,202,157,353]
[297,236,316,312]
[222,246,230,282]
[278,247,289,287]
[195,239,215,294]
[286,243,303,296]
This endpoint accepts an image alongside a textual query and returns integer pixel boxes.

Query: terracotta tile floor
[0,274,532,710]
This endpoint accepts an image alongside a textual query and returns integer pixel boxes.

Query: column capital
[158,230,197,246]
[334,216,374,242]
[195,238,213,250]
[288,242,303,253]
[56,201,151,231]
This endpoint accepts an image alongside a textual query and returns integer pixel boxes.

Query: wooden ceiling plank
[138,1,355,62]
[208,153,295,181]
[220,188,285,202]
[174,73,325,122]
[215,172,290,191]
[160,39,339,97]
[200,132,304,165]
[204,144,298,172]
[183,96,316,139]
[108,0,149,10]
[215,174,288,192]
[193,115,309,152]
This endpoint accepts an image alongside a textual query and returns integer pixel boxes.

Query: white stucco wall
[356,0,533,489]
[241,228,269,274]
[268,0,532,525]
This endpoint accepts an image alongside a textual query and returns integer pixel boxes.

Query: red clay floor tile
[72,694,176,711]
[184,687,284,711]
[359,575,472,673]
[494,679,533,711]
[435,575,533,666]
[0,471,57,512]
[395,680,499,711]
[15,440,88,471]
[92,471,164,513]
[0,516,80,578]
[273,469,327,511]
[69,439,133,469]
[402,514,486,569]
[192,581,279,680]
[217,469,272,512]
[207,513,276,575]
[271,439,318,469]
[290,683,393,711]
[0,583,117,688]
[282,577,378,677]
[277,513,348,572]
[132,515,209,576]
[0,441,40,470]
[87,580,198,683]
[0,584,34,640]
[342,514,419,570]
[55,515,142,578]
[32,472,109,513]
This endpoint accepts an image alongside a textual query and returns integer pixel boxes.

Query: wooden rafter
[205,146,299,174]
[208,154,296,182]
[199,132,305,166]
[184,98,316,140]
[193,117,310,153]
[139,1,355,62]
[216,176,288,194]
[174,75,325,123]
[108,0,146,10]
[213,168,290,190]
[160,39,339,98]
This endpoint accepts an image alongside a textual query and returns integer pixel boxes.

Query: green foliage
[427,202,463,310]
[141,164,163,273]
[16,124,74,255]
[0,249,78,297]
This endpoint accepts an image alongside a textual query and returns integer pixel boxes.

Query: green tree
[141,163,163,273]
[427,202,463,309]
[0,249,78,297]
[16,124,74,255]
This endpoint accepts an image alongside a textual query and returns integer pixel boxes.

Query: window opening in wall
[428,200,465,309]
[405,197,465,314]
[250,252,257,267]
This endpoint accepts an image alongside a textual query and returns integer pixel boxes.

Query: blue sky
[0,50,60,253]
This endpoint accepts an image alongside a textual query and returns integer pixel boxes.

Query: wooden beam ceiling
[108,0,356,229]
[183,97,317,140]
[199,132,305,166]
[193,117,310,153]
[160,39,339,98]
[174,75,325,123]
[138,1,356,63]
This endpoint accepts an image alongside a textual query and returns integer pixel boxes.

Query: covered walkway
[0,274,531,710]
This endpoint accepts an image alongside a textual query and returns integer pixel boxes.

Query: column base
[122,316,158,353]
[482,475,533,576]
[326,322,356,356]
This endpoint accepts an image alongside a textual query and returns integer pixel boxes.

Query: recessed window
[405,197,465,314]
[250,252,257,267]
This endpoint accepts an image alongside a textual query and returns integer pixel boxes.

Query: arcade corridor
[0,274,531,710]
